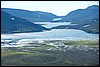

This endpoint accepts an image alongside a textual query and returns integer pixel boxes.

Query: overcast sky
[1,1,99,16]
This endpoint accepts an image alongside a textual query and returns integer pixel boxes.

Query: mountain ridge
[1,11,49,34]
[51,5,99,34]
[1,5,99,34]
[1,8,58,22]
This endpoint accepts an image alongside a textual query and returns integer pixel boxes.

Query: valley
[1,4,99,66]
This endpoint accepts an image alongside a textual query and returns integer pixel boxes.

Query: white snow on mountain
[52,18,62,21]
[11,17,15,20]
[83,25,90,27]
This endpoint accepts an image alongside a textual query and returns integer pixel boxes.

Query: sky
[1,1,99,16]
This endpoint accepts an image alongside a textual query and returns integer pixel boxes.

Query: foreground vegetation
[1,40,99,66]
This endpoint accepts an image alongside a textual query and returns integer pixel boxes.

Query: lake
[1,29,99,41]
[1,22,99,47]
[1,22,99,66]
[34,22,71,28]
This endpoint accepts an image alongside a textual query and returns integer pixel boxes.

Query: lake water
[1,22,99,40]
[34,22,71,28]
[1,22,99,66]
[1,29,99,41]
[1,22,99,47]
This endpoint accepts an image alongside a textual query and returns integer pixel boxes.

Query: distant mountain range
[1,11,48,34]
[1,8,58,22]
[1,5,99,34]
[51,5,99,34]
[60,5,99,22]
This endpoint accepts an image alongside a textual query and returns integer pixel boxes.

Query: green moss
[64,40,99,47]
[1,52,32,56]
[1,40,99,66]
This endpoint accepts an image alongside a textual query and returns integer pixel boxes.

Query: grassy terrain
[1,40,99,66]
[44,40,99,47]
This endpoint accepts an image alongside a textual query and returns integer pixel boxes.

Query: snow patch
[83,25,90,27]
[11,17,15,20]
[53,18,62,21]
[94,19,97,22]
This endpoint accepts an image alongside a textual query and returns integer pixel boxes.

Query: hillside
[1,8,58,22]
[1,5,99,34]
[1,11,48,34]
[51,5,99,34]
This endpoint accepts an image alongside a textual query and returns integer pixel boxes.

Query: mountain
[1,5,99,34]
[1,8,58,22]
[1,11,49,34]
[61,5,99,23]
[51,5,99,34]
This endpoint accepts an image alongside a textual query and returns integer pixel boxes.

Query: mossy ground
[1,40,99,66]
